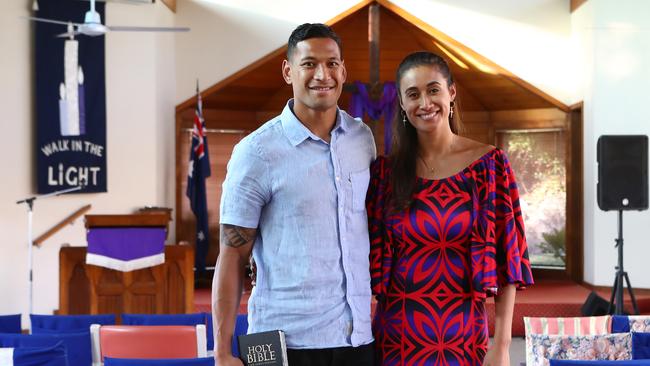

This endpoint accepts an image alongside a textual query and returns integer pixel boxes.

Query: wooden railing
[33,204,92,246]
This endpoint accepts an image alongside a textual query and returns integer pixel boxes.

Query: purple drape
[349,81,397,155]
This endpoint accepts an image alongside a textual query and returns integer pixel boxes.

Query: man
[213,23,376,366]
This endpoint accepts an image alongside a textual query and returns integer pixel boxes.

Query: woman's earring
[402,111,407,127]
[450,100,455,119]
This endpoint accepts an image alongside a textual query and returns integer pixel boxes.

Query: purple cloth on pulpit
[86,227,166,272]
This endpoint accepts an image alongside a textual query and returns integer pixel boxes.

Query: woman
[368,51,534,366]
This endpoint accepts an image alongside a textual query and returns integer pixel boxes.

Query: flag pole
[188,79,210,277]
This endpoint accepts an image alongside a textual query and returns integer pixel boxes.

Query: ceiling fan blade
[56,31,81,38]
[23,16,83,27]
[107,25,190,32]
[79,0,153,4]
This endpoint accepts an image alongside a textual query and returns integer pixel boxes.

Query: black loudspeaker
[581,291,610,316]
[597,135,648,211]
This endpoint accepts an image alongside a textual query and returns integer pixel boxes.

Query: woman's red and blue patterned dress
[368,148,534,366]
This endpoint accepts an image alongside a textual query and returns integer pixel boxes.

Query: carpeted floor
[196,280,650,337]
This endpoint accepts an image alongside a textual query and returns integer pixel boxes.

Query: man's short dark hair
[287,23,343,60]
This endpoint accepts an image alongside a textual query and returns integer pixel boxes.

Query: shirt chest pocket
[349,168,370,212]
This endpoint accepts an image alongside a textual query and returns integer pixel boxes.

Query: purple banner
[349,81,397,155]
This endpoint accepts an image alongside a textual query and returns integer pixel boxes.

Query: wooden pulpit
[59,213,194,319]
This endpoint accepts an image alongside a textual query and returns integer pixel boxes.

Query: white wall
[174,0,577,105]
[0,0,177,323]
[390,0,579,104]
[575,0,650,288]
[174,0,364,103]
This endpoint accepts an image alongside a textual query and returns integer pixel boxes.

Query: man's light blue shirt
[220,100,376,349]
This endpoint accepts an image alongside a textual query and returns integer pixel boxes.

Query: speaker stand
[607,210,640,315]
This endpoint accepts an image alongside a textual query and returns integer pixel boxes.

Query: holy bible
[238,330,288,366]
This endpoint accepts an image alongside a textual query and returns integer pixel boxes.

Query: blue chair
[104,356,215,365]
[633,332,650,360]
[11,342,69,366]
[204,313,247,356]
[0,314,21,333]
[204,313,214,352]
[0,331,92,366]
[232,314,248,357]
[121,313,206,326]
[122,313,211,350]
[550,360,650,365]
[612,315,631,332]
[30,314,116,333]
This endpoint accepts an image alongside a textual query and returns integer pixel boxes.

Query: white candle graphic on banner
[59,39,80,136]
[58,83,69,135]
[78,66,86,135]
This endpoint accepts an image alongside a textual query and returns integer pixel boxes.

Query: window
[496,129,567,269]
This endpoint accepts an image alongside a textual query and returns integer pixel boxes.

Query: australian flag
[186,87,211,274]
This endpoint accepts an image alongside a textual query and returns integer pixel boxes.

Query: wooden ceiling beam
[176,47,287,113]
[395,13,487,111]
[325,0,374,26]
[160,0,175,13]
[570,0,588,13]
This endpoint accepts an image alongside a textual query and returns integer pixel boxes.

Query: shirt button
[336,176,340,181]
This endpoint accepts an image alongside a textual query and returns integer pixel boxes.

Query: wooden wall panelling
[462,111,490,122]
[459,111,490,144]
[202,109,261,131]
[260,87,292,112]
[177,131,246,266]
[462,123,490,144]
[454,84,487,112]
[175,109,250,267]
[256,110,282,124]
[490,108,568,129]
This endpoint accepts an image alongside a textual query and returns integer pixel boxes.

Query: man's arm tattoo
[220,224,256,248]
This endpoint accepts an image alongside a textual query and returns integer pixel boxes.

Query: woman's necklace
[418,135,456,176]
[418,154,435,174]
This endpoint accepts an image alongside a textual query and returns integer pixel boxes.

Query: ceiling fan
[25,0,189,37]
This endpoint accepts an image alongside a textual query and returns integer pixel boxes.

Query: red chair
[90,324,207,365]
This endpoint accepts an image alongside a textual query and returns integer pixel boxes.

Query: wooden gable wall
[175,2,571,269]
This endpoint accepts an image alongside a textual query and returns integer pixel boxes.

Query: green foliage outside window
[501,131,566,268]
